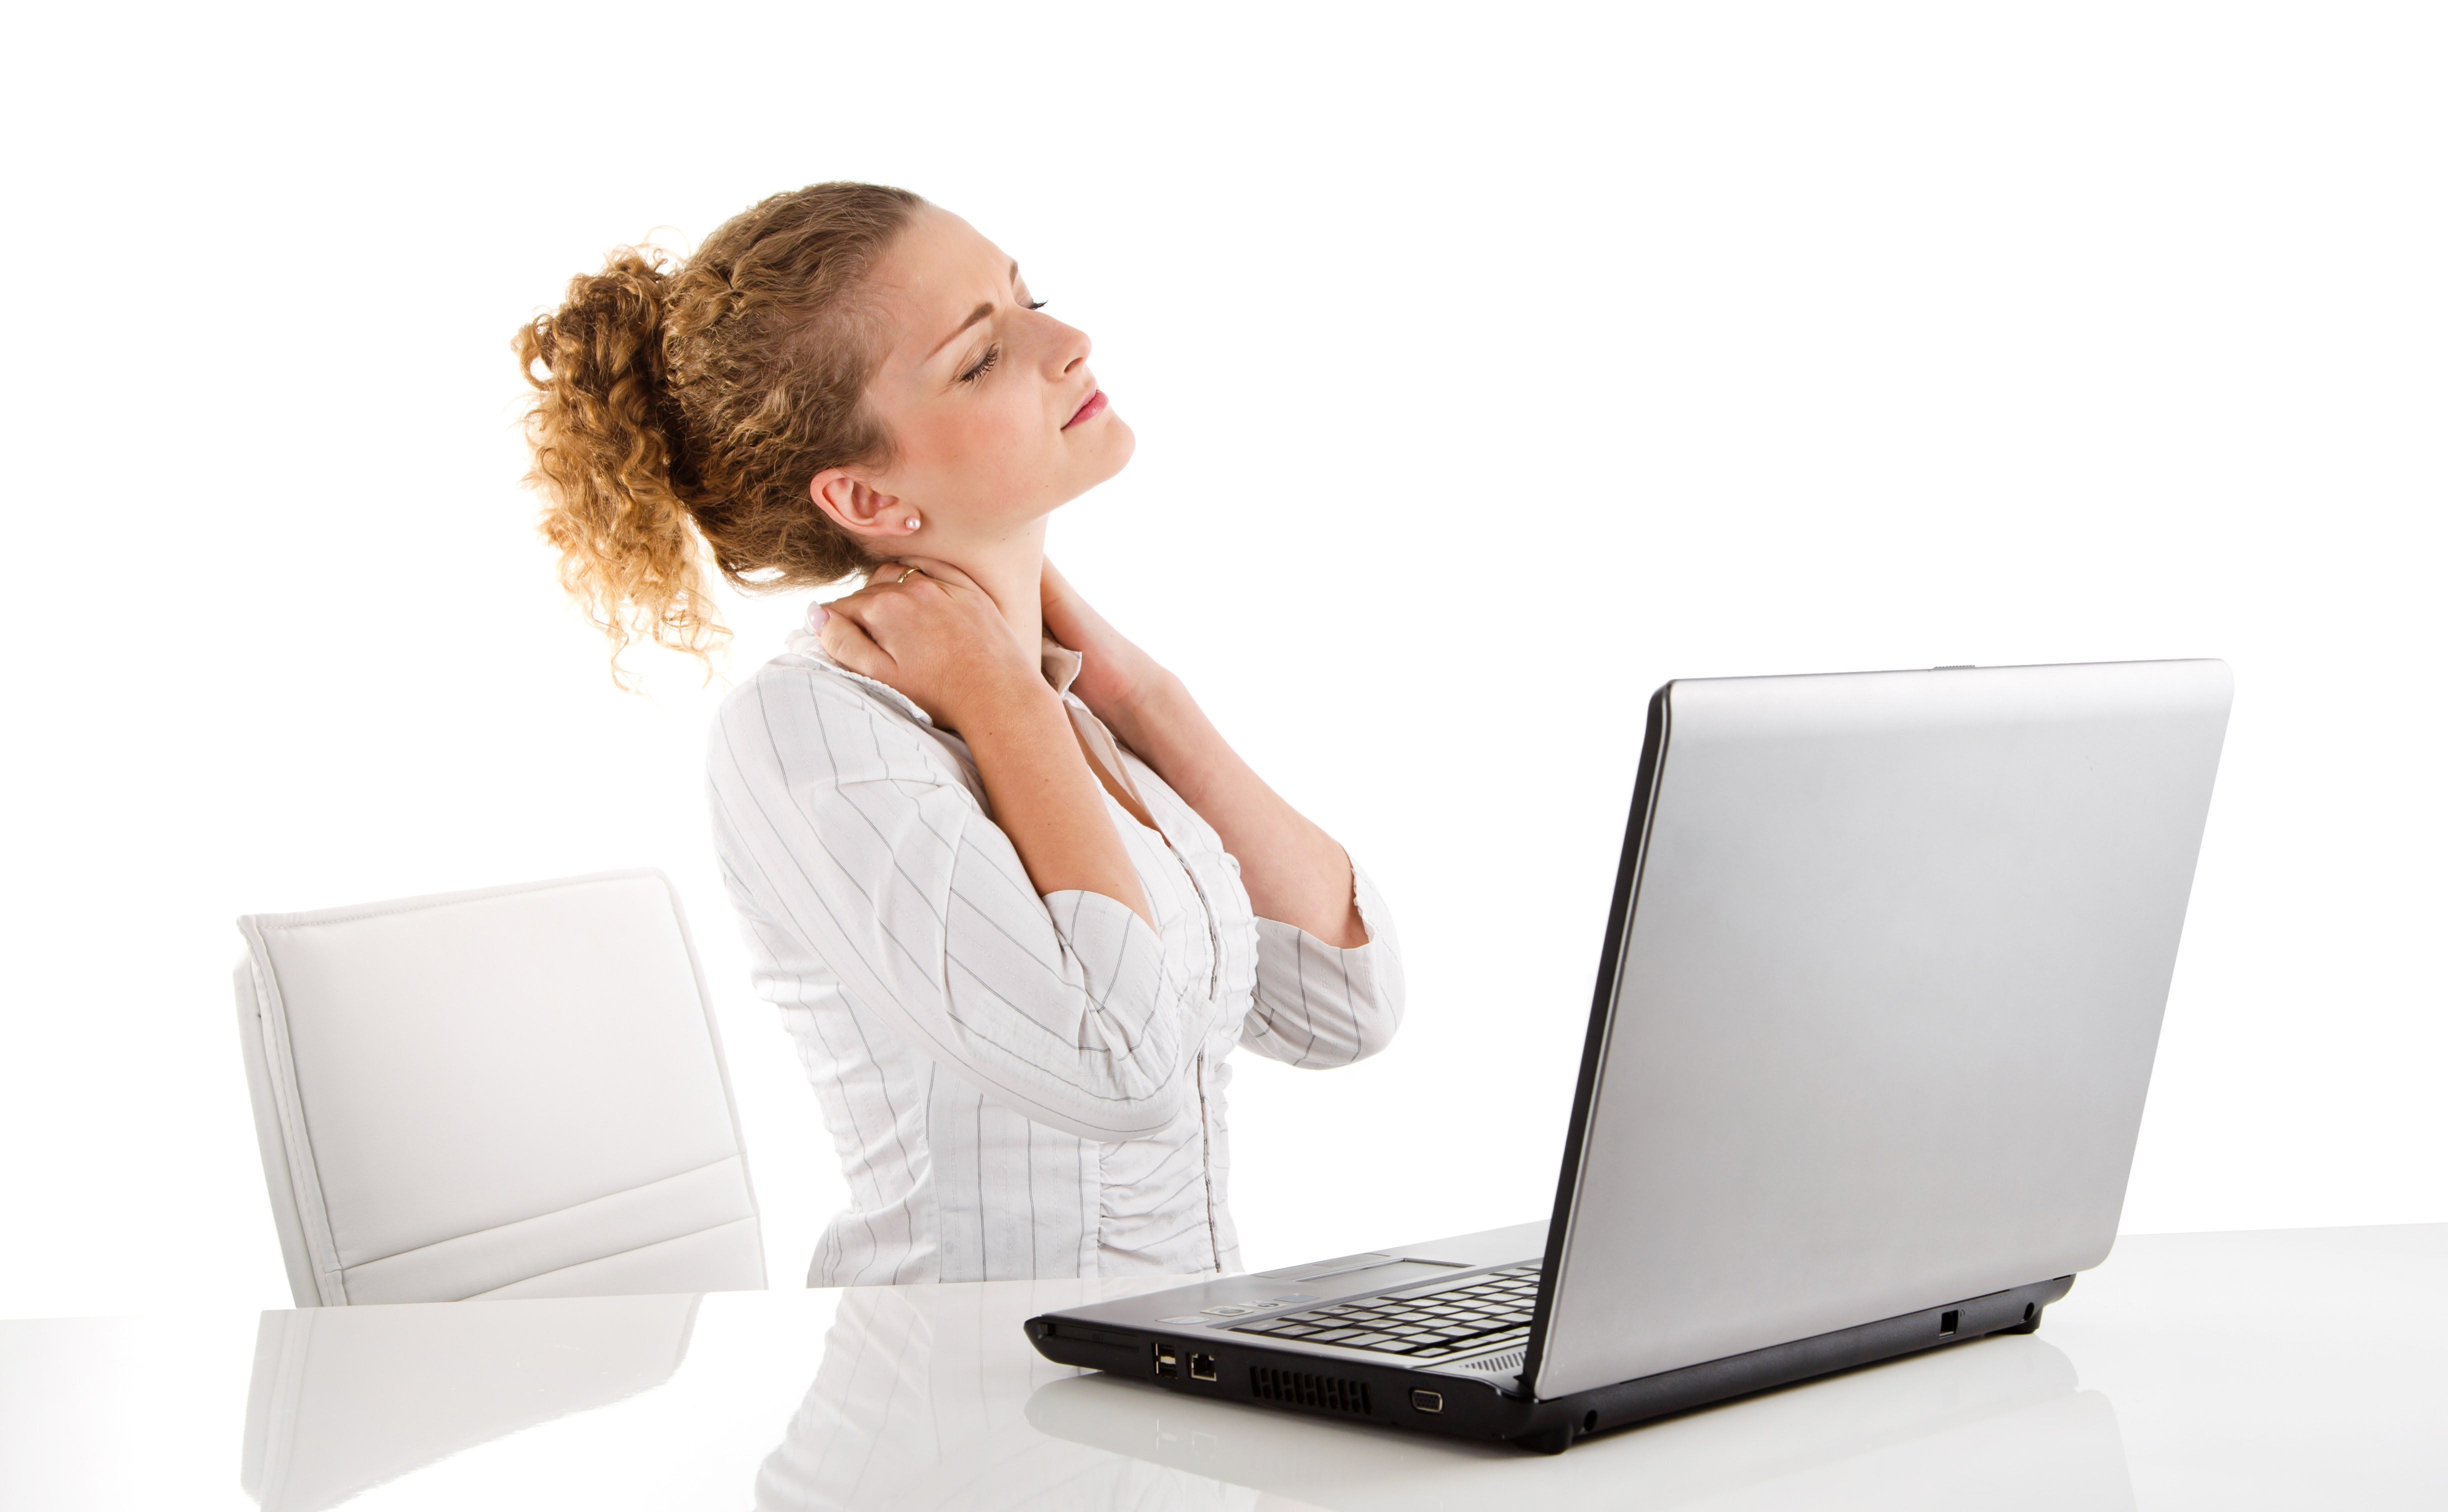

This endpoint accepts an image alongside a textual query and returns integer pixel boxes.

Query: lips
[1063,389,1108,429]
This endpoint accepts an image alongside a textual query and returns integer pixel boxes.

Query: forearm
[962,685,1156,930]
[1100,672,1366,948]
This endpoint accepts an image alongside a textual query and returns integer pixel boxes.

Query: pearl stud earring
[904,514,921,532]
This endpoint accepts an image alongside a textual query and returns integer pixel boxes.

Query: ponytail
[516,248,726,688]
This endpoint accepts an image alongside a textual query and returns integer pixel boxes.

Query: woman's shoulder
[710,624,956,790]
[734,623,933,722]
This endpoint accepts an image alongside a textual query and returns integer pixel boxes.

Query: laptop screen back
[1528,660,2232,1399]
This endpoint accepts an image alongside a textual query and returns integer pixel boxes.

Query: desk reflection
[1028,1332,2137,1510]
[232,1280,2134,1512]
[758,1280,2135,1512]
[754,1280,1302,1512]
[241,1292,698,1512]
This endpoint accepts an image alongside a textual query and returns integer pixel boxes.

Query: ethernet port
[1188,1352,1218,1382]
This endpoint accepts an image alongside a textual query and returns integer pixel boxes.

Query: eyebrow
[925,261,1022,360]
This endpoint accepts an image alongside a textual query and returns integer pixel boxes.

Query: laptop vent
[1462,1350,1526,1375]
[1248,1366,1375,1416]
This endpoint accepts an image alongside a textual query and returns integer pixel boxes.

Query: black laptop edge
[1025,1274,2069,1454]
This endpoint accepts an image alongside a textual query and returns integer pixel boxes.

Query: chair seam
[340,1153,746,1272]
[460,1216,759,1298]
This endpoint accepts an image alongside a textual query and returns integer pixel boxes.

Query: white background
[0,2,2438,1320]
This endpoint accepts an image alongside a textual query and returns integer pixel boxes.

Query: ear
[808,468,911,540]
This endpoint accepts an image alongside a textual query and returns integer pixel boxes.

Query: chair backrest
[233,868,765,1305]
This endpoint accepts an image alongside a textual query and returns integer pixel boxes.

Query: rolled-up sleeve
[709,664,1200,1141]
[1239,854,1406,1068]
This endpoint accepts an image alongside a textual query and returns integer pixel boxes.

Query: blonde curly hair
[513,182,924,688]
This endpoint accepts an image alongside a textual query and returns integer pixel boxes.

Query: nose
[1042,313,1091,376]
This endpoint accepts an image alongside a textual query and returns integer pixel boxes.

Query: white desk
[3,1224,2440,1510]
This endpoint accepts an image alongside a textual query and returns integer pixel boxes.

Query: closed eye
[955,300,1044,382]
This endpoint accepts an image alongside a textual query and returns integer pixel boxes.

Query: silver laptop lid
[1526,660,2232,1400]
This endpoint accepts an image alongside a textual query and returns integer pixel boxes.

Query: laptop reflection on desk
[1027,1333,2138,1512]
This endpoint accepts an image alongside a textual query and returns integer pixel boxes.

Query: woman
[515,182,1403,1286]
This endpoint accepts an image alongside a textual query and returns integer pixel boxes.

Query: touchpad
[1255,1252,1397,1282]
[1312,1260,1478,1295]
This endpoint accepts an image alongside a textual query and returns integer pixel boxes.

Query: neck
[899,515,1048,666]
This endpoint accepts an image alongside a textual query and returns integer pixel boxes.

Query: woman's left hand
[1040,557,1170,720]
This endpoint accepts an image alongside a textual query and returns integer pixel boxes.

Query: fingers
[812,600,888,680]
[878,554,982,595]
[822,554,1000,689]
[1039,556,1075,618]
[822,557,962,670]
[1038,557,1106,644]
[844,563,949,621]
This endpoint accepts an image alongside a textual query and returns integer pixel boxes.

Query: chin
[1096,416,1138,480]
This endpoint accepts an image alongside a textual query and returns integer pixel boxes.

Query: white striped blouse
[706,618,1406,1286]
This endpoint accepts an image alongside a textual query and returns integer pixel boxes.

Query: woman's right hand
[812,559,1050,732]
[816,556,1158,932]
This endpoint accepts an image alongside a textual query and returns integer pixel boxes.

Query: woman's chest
[1110,750,1256,1023]
[926,706,1258,1021]
[1060,700,1254,1022]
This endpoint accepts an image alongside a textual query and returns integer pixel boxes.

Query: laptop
[1026,658,2232,1454]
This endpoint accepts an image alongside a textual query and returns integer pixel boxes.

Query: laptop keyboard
[1228,1262,1541,1360]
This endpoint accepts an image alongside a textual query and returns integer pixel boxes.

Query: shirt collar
[783,614,1084,728]
[1038,634,1084,697]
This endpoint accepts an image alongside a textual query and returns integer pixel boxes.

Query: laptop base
[1028,1275,2074,1454]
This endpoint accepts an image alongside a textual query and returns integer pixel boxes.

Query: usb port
[1188,1352,1218,1382]
[1939,1310,1960,1338]
[1154,1342,1180,1378]
[1410,1389,1444,1414]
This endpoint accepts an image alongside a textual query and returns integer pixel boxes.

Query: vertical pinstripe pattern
[708,626,1404,1284]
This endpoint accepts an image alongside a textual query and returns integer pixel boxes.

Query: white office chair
[233,868,766,1305]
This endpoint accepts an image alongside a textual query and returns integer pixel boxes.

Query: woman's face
[824,204,1133,542]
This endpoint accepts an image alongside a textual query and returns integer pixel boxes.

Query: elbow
[1038,1077,1196,1142]
[1342,998,1404,1066]
[1022,1016,1202,1139]
[1340,951,1406,1064]
[1296,986,1404,1070]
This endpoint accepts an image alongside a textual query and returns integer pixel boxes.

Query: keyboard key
[1226,1260,1549,1355]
